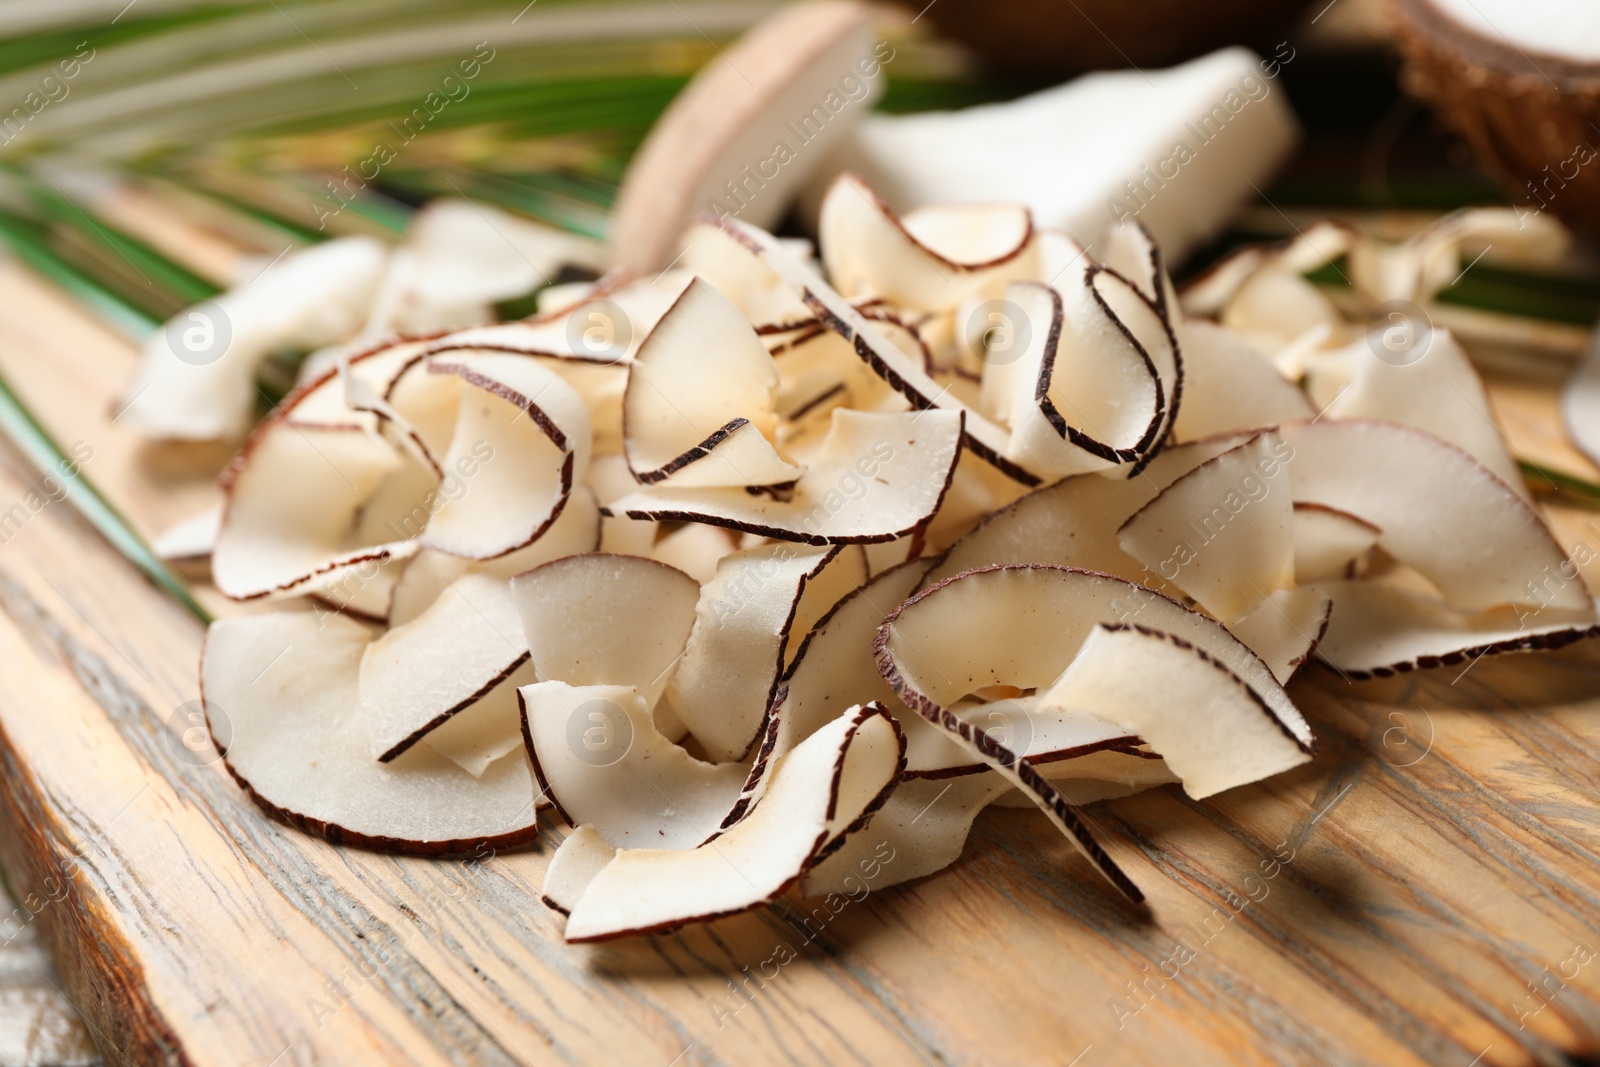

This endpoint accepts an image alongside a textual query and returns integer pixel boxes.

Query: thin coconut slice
[542,825,618,915]
[771,319,910,417]
[120,236,389,440]
[1225,587,1333,684]
[1038,748,1180,799]
[1347,207,1571,306]
[999,273,1163,479]
[720,215,1036,485]
[588,453,660,558]
[747,561,930,823]
[386,488,601,626]
[602,408,964,545]
[417,355,591,560]
[1312,329,1525,496]
[923,435,1249,590]
[1279,420,1586,611]
[800,774,1012,897]
[919,694,1140,780]
[678,220,812,326]
[1221,267,1347,360]
[879,566,1298,901]
[988,749,1182,807]
[153,504,222,564]
[212,421,415,601]
[1090,231,1182,467]
[820,173,1036,312]
[1171,319,1312,441]
[560,703,905,941]
[1178,221,1353,318]
[1292,502,1380,584]
[787,544,869,666]
[1118,432,1296,622]
[419,666,536,779]
[308,560,409,623]
[669,544,840,762]
[623,277,802,488]
[509,554,701,711]
[420,271,689,365]
[647,522,740,584]
[884,563,1312,751]
[1313,579,1600,678]
[201,611,542,853]
[388,199,604,328]
[1039,624,1311,799]
[360,572,529,762]
[522,682,749,849]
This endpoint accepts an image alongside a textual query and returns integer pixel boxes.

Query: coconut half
[1391,0,1600,232]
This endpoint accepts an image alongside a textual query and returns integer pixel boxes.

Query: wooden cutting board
[0,252,1598,1067]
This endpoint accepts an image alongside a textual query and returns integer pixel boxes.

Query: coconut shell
[1391,0,1600,232]
[923,0,1312,81]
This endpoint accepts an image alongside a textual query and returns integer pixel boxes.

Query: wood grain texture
[1,259,1599,1067]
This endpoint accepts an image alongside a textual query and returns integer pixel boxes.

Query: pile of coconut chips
[194,174,1599,941]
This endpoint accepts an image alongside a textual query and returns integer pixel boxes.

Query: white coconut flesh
[181,172,1600,938]
[820,173,1037,312]
[542,825,617,915]
[1225,587,1334,685]
[1314,580,1600,678]
[678,220,812,327]
[602,408,964,544]
[509,553,700,711]
[385,488,602,627]
[1279,420,1585,612]
[923,435,1249,590]
[1038,624,1311,800]
[720,213,1035,486]
[1291,503,1380,585]
[881,564,1313,756]
[201,611,542,853]
[212,420,415,601]
[997,273,1163,479]
[120,236,389,441]
[415,355,592,560]
[1312,330,1526,497]
[667,543,866,762]
[521,682,748,849]
[360,572,529,763]
[153,504,222,564]
[559,703,904,941]
[1171,318,1312,441]
[622,277,801,488]
[801,774,1012,897]
[1118,432,1296,623]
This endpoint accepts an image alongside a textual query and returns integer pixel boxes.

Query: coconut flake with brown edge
[201,611,542,854]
